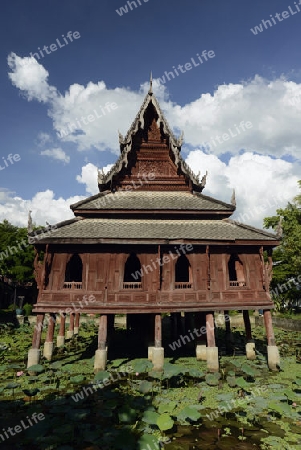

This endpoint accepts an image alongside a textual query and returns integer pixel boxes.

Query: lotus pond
[0,320,301,450]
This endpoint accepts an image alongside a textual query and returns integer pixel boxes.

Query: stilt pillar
[74,313,80,335]
[27,314,44,368]
[206,312,219,372]
[196,312,207,361]
[43,314,56,360]
[224,310,233,355]
[263,309,280,370]
[243,310,256,360]
[66,313,75,339]
[152,314,164,371]
[57,314,65,347]
[94,315,107,373]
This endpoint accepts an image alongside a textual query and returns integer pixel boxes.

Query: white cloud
[6,56,301,229]
[40,147,70,163]
[0,189,84,227]
[165,75,301,158]
[7,55,301,159]
[186,150,299,228]
[7,53,56,103]
[76,162,114,195]
[36,132,51,147]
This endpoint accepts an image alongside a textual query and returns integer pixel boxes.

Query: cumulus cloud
[6,55,301,228]
[7,53,56,102]
[76,162,114,195]
[0,189,84,227]
[186,150,299,227]
[40,147,70,163]
[36,132,51,147]
[165,76,301,158]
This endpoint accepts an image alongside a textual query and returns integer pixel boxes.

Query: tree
[0,220,35,282]
[263,181,301,311]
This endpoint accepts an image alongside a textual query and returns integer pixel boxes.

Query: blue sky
[1,0,301,227]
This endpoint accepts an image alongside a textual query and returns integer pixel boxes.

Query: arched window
[175,255,192,289]
[123,254,142,289]
[64,254,83,289]
[228,254,246,287]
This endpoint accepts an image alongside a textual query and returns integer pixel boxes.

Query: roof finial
[231,188,236,207]
[201,171,208,188]
[27,210,33,234]
[149,71,153,94]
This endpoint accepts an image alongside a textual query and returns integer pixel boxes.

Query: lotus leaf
[94,370,111,382]
[158,400,177,414]
[70,374,85,384]
[177,405,201,422]
[157,413,174,431]
[142,410,160,424]
[27,364,45,373]
[138,434,160,449]
[138,380,153,393]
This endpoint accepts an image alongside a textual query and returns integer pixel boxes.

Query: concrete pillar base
[246,342,256,360]
[56,335,65,347]
[148,346,154,361]
[267,345,280,371]
[196,344,207,361]
[206,347,219,372]
[152,347,164,371]
[27,348,41,369]
[94,349,107,373]
[43,342,54,361]
[66,330,74,339]
[74,327,79,335]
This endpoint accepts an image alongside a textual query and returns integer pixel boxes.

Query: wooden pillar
[264,309,280,370]
[196,312,207,361]
[206,312,215,347]
[67,313,75,339]
[57,314,65,347]
[94,315,107,372]
[74,313,80,334]
[243,310,252,342]
[263,310,275,346]
[32,314,44,349]
[243,310,256,360]
[155,314,162,348]
[43,314,55,360]
[27,313,44,368]
[98,315,107,350]
[206,312,219,372]
[224,310,233,355]
[45,314,56,342]
[152,314,164,371]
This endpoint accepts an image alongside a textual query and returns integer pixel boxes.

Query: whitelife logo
[0,413,45,443]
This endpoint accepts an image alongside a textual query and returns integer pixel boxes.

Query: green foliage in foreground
[264,180,301,312]
[0,322,300,449]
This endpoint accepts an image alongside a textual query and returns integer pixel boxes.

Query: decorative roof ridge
[224,218,279,239]
[70,191,110,210]
[193,192,236,210]
[29,217,82,242]
[100,90,202,189]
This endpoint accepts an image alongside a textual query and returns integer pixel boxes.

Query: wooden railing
[229,281,247,287]
[175,282,192,289]
[63,281,83,289]
[123,282,142,290]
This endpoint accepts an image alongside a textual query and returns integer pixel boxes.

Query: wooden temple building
[27,83,280,372]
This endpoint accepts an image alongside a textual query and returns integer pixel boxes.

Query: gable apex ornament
[231,189,236,207]
[149,71,153,94]
[27,210,33,234]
